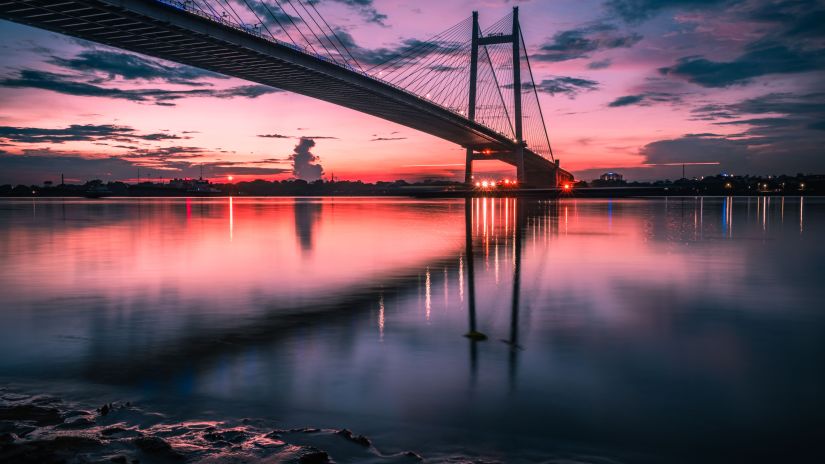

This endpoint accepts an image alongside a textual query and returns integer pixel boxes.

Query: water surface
[1,196,823,463]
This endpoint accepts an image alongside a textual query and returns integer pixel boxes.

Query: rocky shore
[0,388,424,464]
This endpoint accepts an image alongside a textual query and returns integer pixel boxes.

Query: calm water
[1,196,823,463]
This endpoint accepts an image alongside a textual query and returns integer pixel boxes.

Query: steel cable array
[158,1,554,160]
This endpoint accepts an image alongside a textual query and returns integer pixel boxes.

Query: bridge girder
[0,0,573,187]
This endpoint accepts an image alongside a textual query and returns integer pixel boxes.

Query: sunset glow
[1,0,821,184]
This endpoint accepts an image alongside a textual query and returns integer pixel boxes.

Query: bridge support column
[512,8,526,185]
[515,144,525,184]
[465,147,474,185]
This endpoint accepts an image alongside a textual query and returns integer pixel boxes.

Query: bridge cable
[280,0,342,64]
[305,0,365,72]
[480,40,514,138]
[425,47,472,108]
[384,20,470,86]
[367,17,471,74]
[385,22,470,89]
[407,39,469,98]
[392,20,466,89]
[195,0,225,24]
[254,0,299,45]
[271,0,322,55]
[292,0,346,65]
[221,0,248,29]
[240,0,279,42]
[521,28,554,161]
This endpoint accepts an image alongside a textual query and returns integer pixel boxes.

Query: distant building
[169,178,221,194]
[592,172,627,187]
[600,172,623,182]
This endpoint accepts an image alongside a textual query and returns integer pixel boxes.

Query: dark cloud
[608,92,682,106]
[289,137,324,181]
[588,59,613,69]
[242,0,304,29]
[48,49,224,85]
[0,124,184,144]
[609,95,645,107]
[604,0,737,23]
[641,92,825,174]
[695,92,825,141]
[532,21,642,63]
[125,146,207,160]
[329,29,462,67]
[310,0,388,26]
[258,133,292,139]
[584,90,825,180]
[0,69,280,105]
[0,148,288,184]
[370,137,406,141]
[745,0,825,39]
[0,151,176,184]
[532,77,600,97]
[659,40,825,87]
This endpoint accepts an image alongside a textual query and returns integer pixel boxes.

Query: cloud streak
[532,21,642,62]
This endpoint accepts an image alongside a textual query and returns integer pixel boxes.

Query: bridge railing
[152,0,518,145]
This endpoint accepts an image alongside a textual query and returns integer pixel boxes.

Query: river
[0,196,823,463]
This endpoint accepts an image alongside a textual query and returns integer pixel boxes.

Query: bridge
[0,0,574,187]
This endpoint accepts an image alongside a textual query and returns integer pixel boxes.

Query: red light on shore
[563,183,572,190]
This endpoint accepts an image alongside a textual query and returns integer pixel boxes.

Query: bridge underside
[476,151,573,188]
[0,0,572,187]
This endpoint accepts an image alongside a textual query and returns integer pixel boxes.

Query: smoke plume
[289,137,324,181]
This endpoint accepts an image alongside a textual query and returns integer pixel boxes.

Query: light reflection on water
[1,196,824,463]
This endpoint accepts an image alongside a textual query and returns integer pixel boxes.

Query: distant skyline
[1,0,824,185]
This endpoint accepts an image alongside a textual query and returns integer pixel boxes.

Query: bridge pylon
[465,7,527,186]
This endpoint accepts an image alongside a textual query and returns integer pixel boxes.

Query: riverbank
[0,387,423,464]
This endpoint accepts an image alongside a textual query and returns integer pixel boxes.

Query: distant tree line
[577,173,823,196]
[0,178,465,197]
[1,174,823,197]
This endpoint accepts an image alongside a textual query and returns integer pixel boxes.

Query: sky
[0,0,823,185]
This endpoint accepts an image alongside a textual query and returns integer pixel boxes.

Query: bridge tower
[465,7,527,186]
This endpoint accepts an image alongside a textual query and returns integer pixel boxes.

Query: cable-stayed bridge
[0,0,574,187]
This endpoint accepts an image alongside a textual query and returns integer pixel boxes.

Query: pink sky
[0,0,823,184]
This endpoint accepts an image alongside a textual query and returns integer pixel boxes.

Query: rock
[99,404,111,416]
[56,416,95,429]
[202,429,248,444]
[0,404,63,425]
[403,451,423,460]
[335,428,371,447]
[0,435,103,464]
[298,449,330,464]
[101,426,143,439]
[0,420,35,438]
[132,436,183,460]
[0,432,16,444]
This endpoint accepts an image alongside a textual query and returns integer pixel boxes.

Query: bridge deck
[0,0,570,184]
